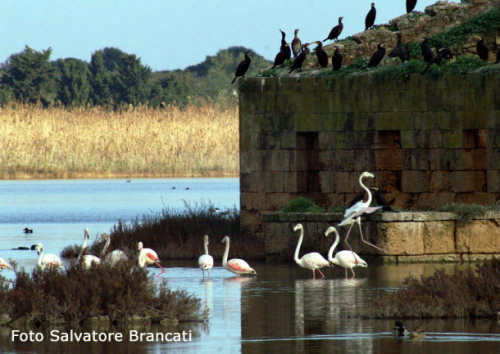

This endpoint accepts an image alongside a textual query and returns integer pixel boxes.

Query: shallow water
[0,179,499,353]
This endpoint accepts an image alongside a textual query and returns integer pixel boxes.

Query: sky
[0,0,446,72]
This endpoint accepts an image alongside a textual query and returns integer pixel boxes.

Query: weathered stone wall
[239,73,500,247]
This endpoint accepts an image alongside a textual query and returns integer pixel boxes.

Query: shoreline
[0,171,239,180]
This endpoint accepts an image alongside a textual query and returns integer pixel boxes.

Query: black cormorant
[314,41,328,68]
[332,46,343,70]
[406,0,417,13]
[292,29,302,58]
[280,29,291,60]
[231,51,251,84]
[272,43,290,68]
[421,38,434,63]
[367,43,385,67]
[324,17,344,42]
[393,321,410,337]
[365,3,376,30]
[23,227,33,234]
[388,33,410,62]
[289,44,309,73]
[476,37,489,61]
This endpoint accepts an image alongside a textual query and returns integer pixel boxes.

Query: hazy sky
[1,0,445,71]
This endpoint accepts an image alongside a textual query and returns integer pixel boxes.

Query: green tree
[89,50,113,107]
[54,58,91,107]
[1,46,57,106]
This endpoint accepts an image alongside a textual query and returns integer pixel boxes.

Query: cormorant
[332,46,343,70]
[324,17,344,42]
[421,43,453,74]
[365,3,376,30]
[421,38,434,63]
[272,43,290,68]
[23,227,33,234]
[280,29,291,60]
[292,29,302,58]
[367,43,385,67]
[289,44,309,73]
[406,0,417,13]
[372,187,396,211]
[388,33,410,62]
[476,37,489,61]
[314,41,328,68]
[231,51,251,84]
[393,321,410,337]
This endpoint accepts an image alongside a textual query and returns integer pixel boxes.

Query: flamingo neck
[77,237,88,262]
[101,236,110,257]
[222,238,230,266]
[37,248,44,267]
[204,240,209,255]
[327,230,340,262]
[138,250,146,268]
[294,227,304,264]
[359,174,372,207]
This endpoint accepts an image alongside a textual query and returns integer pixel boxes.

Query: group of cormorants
[231,0,498,83]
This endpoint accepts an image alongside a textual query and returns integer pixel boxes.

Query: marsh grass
[440,203,500,225]
[0,104,238,179]
[366,259,500,319]
[0,262,202,328]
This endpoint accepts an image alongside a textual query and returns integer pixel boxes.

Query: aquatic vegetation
[366,259,500,318]
[0,262,203,329]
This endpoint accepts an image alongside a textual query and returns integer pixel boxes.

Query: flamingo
[293,223,330,280]
[34,243,63,270]
[77,229,101,269]
[0,257,12,270]
[221,236,256,276]
[324,226,367,279]
[198,235,214,279]
[137,242,165,276]
[100,233,128,267]
[339,171,383,251]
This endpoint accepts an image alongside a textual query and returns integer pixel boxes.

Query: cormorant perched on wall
[365,3,376,30]
[476,37,489,61]
[332,46,343,70]
[272,43,290,68]
[231,52,251,84]
[388,33,410,62]
[496,44,500,63]
[421,38,434,63]
[314,41,328,68]
[324,17,344,42]
[435,43,453,64]
[280,29,292,60]
[289,44,309,73]
[292,29,302,58]
[367,43,385,67]
[406,0,417,13]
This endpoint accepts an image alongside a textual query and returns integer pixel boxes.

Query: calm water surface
[0,179,499,353]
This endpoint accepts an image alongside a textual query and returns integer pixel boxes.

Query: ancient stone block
[422,221,455,254]
[377,222,424,255]
[450,171,485,192]
[401,170,429,193]
[442,130,464,148]
[456,220,500,253]
[375,149,404,170]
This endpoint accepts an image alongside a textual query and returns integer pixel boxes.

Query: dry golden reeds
[0,104,238,179]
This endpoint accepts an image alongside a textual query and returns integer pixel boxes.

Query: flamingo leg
[344,268,348,279]
[350,268,356,279]
[344,222,355,250]
[357,220,385,252]
[312,269,316,280]
[317,268,326,279]
[155,261,166,278]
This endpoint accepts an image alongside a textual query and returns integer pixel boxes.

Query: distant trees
[0,45,271,109]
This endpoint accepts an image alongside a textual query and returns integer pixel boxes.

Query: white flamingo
[325,226,367,279]
[34,243,63,270]
[0,257,12,270]
[198,235,214,279]
[77,229,101,269]
[137,241,165,276]
[100,233,128,266]
[221,236,256,276]
[339,171,383,251]
[293,223,330,279]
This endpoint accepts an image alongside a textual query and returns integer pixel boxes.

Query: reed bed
[0,104,238,179]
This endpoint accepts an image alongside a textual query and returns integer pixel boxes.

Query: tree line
[0,46,270,109]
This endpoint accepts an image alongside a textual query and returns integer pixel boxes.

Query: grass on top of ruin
[0,103,238,179]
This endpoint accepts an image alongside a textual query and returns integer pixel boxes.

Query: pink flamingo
[325,226,367,279]
[34,243,63,270]
[198,235,214,279]
[137,242,165,276]
[339,171,383,251]
[100,233,128,266]
[0,257,12,270]
[221,236,256,276]
[77,229,101,269]
[293,223,330,279]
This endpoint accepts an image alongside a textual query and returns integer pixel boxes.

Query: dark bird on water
[406,0,417,13]
[393,321,410,337]
[324,17,344,42]
[421,38,434,63]
[292,29,302,58]
[476,36,489,61]
[332,46,343,71]
[314,41,328,68]
[23,227,33,234]
[280,29,291,60]
[231,51,251,84]
[289,44,309,73]
[365,3,376,30]
[388,33,410,62]
[367,43,385,67]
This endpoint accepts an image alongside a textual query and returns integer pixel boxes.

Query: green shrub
[282,196,326,213]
